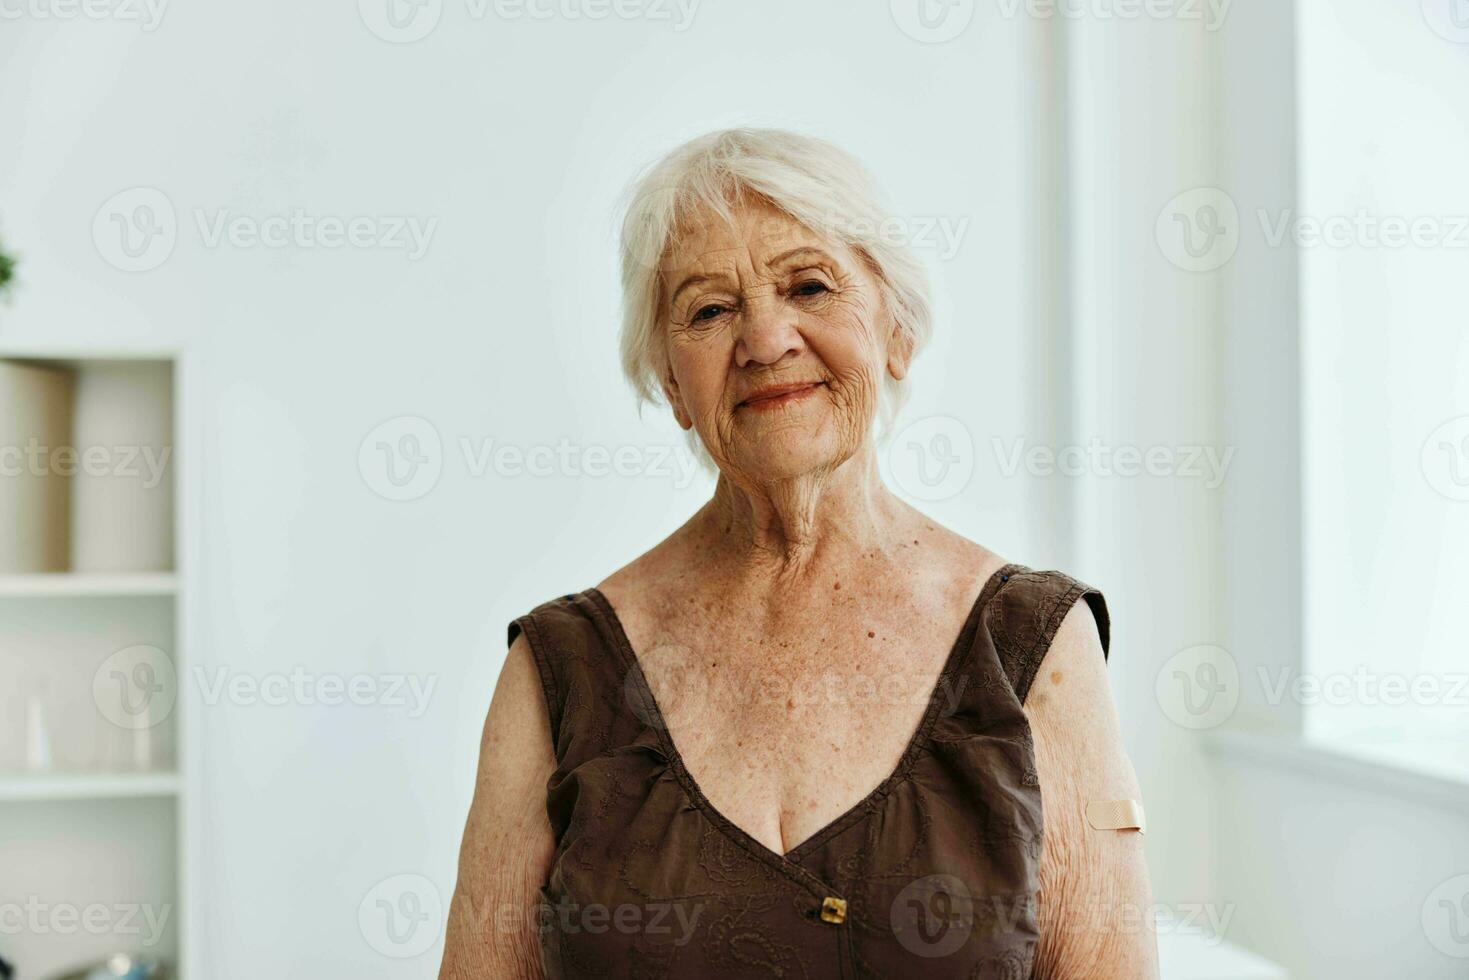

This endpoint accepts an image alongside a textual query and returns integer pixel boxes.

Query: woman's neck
[697,446,904,584]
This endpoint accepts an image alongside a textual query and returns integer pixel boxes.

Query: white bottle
[25,691,52,771]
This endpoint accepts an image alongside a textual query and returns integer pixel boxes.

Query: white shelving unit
[0,573,179,598]
[0,348,197,980]
[0,770,181,803]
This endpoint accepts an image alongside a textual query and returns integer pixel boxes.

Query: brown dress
[508,563,1110,979]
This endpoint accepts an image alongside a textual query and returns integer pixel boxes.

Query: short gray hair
[616,128,933,450]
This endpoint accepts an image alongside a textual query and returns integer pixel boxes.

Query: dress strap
[507,591,622,754]
[982,566,1110,704]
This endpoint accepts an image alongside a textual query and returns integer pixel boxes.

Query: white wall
[1065,1,1230,918]
[0,2,1098,973]
[1209,736,1469,979]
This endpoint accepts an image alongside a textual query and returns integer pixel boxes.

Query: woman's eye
[793,280,829,297]
[693,304,726,322]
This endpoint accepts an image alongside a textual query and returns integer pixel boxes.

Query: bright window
[1299,0,1469,776]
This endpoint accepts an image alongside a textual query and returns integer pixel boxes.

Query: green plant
[0,236,14,295]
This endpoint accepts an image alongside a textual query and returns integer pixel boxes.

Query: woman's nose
[734,295,803,367]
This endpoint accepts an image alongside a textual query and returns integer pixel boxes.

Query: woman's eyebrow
[766,246,840,270]
[668,274,716,309]
[668,246,837,307]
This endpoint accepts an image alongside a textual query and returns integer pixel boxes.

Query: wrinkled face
[659,198,911,481]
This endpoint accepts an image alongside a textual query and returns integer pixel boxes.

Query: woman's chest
[629,596,969,856]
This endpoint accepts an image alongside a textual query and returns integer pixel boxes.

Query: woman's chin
[729,431,852,481]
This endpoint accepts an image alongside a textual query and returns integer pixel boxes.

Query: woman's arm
[439,635,558,979]
[1027,602,1160,979]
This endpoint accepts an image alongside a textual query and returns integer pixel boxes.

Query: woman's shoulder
[984,563,1109,640]
[977,561,1112,708]
[897,512,1009,602]
[917,517,1110,670]
[592,527,691,619]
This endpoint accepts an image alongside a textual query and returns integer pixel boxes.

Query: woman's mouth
[738,381,825,411]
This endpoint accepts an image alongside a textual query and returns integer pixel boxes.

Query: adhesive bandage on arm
[1085,799,1146,834]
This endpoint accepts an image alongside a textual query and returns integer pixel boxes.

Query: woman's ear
[661,370,694,431]
[886,321,915,382]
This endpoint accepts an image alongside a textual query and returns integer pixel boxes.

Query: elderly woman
[441,129,1156,979]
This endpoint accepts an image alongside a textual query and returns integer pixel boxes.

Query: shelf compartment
[0,572,179,598]
[0,770,181,802]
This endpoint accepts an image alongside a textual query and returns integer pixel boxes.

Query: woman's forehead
[663,200,844,274]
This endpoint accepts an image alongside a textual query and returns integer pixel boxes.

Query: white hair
[616,128,934,462]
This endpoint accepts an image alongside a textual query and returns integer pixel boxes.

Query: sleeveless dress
[508,563,1110,980]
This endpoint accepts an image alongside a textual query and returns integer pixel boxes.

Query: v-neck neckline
[581,562,1018,889]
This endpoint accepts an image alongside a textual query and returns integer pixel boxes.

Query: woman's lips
[738,382,824,411]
